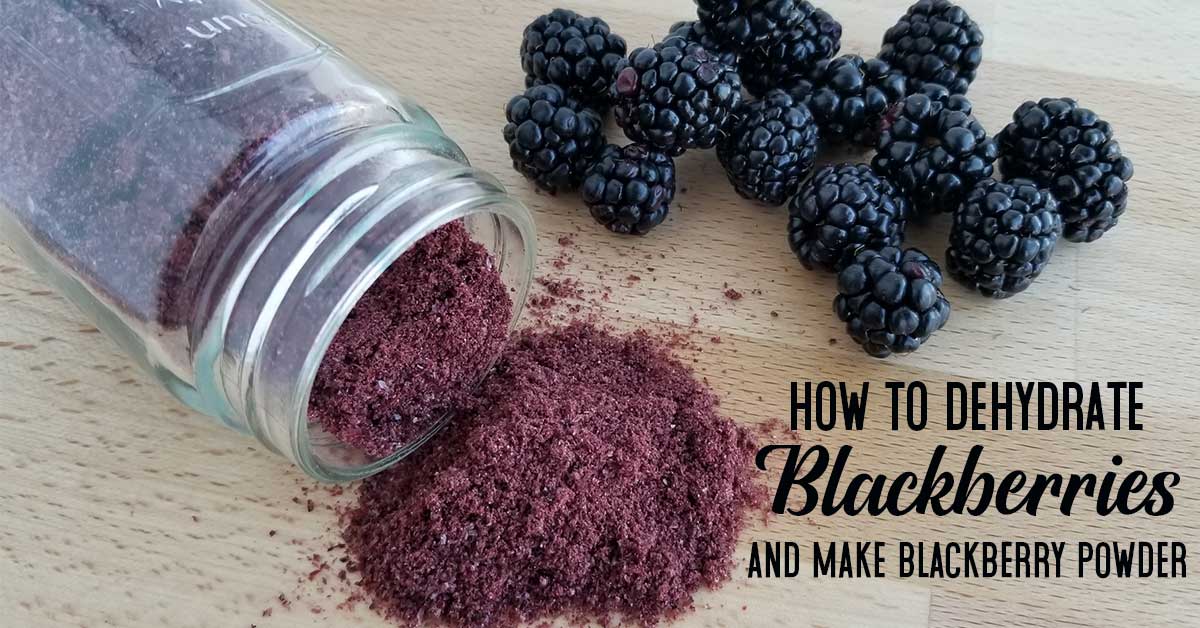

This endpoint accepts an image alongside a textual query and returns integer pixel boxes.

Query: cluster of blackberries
[502,3,1134,358]
[504,9,669,235]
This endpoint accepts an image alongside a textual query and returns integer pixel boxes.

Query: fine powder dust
[341,322,761,628]
[309,221,512,458]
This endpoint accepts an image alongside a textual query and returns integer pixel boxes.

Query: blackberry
[669,20,740,68]
[788,164,911,271]
[520,9,627,111]
[503,84,605,194]
[790,55,907,146]
[739,6,842,96]
[878,0,984,95]
[835,246,951,358]
[582,144,676,235]
[696,0,804,47]
[611,34,743,156]
[947,178,1062,299]
[996,98,1134,242]
[872,85,998,215]
[717,90,819,206]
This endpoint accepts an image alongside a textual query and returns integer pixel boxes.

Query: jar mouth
[292,193,535,483]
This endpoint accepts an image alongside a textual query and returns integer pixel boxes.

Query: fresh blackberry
[947,178,1062,299]
[693,0,746,35]
[503,84,605,194]
[696,0,804,47]
[878,0,983,95]
[872,85,998,215]
[739,6,842,96]
[582,144,676,235]
[835,246,951,358]
[669,20,740,68]
[788,164,911,271]
[790,55,907,146]
[996,98,1134,242]
[611,34,743,156]
[520,9,627,111]
[717,90,819,206]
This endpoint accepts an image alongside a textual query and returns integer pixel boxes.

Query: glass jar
[0,1,536,481]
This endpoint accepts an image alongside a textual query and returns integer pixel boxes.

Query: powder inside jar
[342,321,760,627]
[309,221,512,458]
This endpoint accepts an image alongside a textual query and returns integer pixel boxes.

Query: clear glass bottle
[0,0,536,481]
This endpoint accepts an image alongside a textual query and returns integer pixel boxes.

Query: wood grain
[1,1,1197,626]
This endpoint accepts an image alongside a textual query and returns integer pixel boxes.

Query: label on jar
[0,0,326,102]
[0,0,337,327]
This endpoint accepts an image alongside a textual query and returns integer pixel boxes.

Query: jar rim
[189,121,537,482]
[289,183,536,482]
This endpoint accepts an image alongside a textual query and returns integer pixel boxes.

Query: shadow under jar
[0,0,536,481]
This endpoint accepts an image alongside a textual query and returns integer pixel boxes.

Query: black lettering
[757,445,828,516]
[813,542,835,577]
[840,382,868,430]
[1064,382,1083,429]
[1128,382,1143,430]
[1038,382,1059,429]
[947,382,967,429]
[747,542,762,578]
[886,381,905,431]
[1147,472,1180,516]
[995,471,1028,515]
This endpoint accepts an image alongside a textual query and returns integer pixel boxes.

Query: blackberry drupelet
[788,164,911,272]
[582,144,677,235]
[693,0,746,32]
[521,9,627,111]
[739,5,842,96]
[996,98,1135,242]
[696,0,804,47]
[503,84,606,194]
[835,246,951,358]
[669,20,740,68]
[878,0,983,95]
[611,34,743,156]
[791,54,907,146]
[873,85,998,215]
[717,90,819,206]
[947,178,1063,299]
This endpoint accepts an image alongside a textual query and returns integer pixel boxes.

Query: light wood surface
[2,1,1198,626]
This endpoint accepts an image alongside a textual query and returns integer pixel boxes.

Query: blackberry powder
[309,222,512,458]
[342,322,761,628]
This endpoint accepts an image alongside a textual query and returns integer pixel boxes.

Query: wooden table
[2,1,1197,626]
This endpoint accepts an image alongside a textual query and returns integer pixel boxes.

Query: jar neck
[190,125,536,482]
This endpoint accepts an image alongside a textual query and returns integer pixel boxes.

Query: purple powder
[3,4,527,460]
[309,222,512,458]
[342,322,761,627]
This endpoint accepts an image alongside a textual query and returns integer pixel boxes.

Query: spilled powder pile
[342,322,760,627]
[309,222,512,458]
